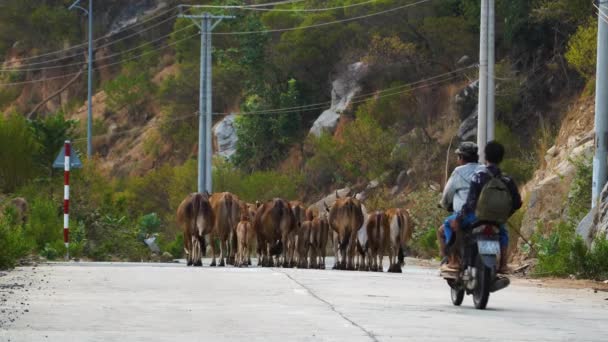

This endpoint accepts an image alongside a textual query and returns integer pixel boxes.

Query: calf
[385,208,414,273]
[365,211,389,272]
[236,211,255,267]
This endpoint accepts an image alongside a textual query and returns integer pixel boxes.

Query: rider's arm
[506,177,523,215]
[457,171,483,222]
[440,172,457,211]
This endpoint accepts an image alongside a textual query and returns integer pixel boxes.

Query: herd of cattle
[177,192,414,273]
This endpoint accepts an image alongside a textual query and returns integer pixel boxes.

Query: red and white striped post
[63,140,71,259]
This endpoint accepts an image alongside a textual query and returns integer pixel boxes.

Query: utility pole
[477,0,489,162]
[487,0,495,142]
[178,8,234,193]
[69,0,93,157]
[592,0,608,207]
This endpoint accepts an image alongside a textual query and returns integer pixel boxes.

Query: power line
[6,6,178,64]
[1,12,180,70]
[210,0,434,35]
[0,22,195,73]
[220,65,476,115]
[70,66,470,142]
[181,0,377,12]
[179,0,307,10]
[0,32,200,86]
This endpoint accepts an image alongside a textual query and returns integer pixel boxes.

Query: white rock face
[310,62,368,137]
[213,114,238,159]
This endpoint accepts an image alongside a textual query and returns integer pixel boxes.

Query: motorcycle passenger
[438,142,481,268]
[450,141,522,274]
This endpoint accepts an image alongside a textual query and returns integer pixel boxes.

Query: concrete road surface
[1,259,607,342]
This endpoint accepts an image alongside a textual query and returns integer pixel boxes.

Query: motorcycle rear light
[483,226,495,236]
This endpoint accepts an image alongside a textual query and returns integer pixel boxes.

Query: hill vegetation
[0,0,605,274]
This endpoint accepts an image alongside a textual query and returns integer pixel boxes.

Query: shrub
[0,114,41,192]
[533,221,608,279]
[0,217,31,269]
[565,18,598,80]
[405,187,444,259]
[567,155,592,222]
[25,197,62,251]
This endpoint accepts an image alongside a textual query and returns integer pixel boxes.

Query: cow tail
[201,235,207,257]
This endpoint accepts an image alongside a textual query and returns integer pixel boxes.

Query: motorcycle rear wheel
[451,287,464,306]
[473,256,491,310]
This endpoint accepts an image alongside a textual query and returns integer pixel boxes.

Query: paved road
[1,259,607,341]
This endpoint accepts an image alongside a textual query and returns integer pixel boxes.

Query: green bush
[565,18,598,80]
[0,217,31,269]
[405,187,444,259]
[0,114,41,192]
[533,221,608,279]
[25,197,62,251]
[567,155,592,222]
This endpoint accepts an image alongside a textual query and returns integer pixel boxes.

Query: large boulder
[455,80,479,141]
[213,114,238,159]
[310,62,368,137]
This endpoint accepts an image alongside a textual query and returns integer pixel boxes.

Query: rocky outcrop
[519,97,594,240]
[213,114,238,159]
[455,80,479,141]
[310,62,368,137]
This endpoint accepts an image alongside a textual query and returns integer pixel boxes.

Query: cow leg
[209,235,217,267]
[281,232,290,268]
[346,233,357,271]
[218,238,226,267]
[332,232,340,270]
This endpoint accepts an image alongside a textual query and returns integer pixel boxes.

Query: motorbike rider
[449,141,522,274]
[438,142,481,269]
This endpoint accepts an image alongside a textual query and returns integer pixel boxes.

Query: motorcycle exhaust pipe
[490,277,510,293]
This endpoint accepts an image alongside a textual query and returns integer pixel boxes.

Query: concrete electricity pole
[592,1,608,207]
[69,0,93,157]
[477,0,495,162]
[178,8,234,193]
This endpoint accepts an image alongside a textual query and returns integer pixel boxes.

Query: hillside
[1,0,606,277]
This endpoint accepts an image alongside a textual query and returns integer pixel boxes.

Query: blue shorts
[443,212,508,248]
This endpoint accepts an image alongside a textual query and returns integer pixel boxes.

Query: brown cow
[288,201,307,267]
[253,198,296,267]
[309,205,329,269]
[209,192,241,267]
[236,207,256,267]
[385,208,414,273]
[364,211,389,272]
[295,221,312,268]
[328,193,364,270]
[176,192,214,267]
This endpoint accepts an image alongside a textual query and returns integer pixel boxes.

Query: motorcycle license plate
[478,240,500,255]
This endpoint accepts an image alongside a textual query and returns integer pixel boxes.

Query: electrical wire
[179,0,308,10]
[1,12,180,70]
[70,66,471,142]
[0,32,200,86]
[210,0,434,35]
[7,6,179,64]
[0,22,195,73]
[181,0,377,12]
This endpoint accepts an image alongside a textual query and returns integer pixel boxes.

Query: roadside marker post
[53,141,83,260]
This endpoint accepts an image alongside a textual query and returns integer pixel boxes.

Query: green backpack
[475,173,513,224]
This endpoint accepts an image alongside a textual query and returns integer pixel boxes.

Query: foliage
[233,79,303,171]
[533,221,608,279]
[0,114,41,192]
[29,112,78,175]
[25,197,62,251]
[495,123,535,184]
[405,187,444,259]
[567,155,592,222]
[0,217,30,269]
[354,86,417,130]
[214,159,301,203]
[565,18,598,80]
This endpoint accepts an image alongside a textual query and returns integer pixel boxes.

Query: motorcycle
[441,223,510,310]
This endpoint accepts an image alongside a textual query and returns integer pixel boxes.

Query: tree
[233,79,303,171]
[29,112,77,175]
